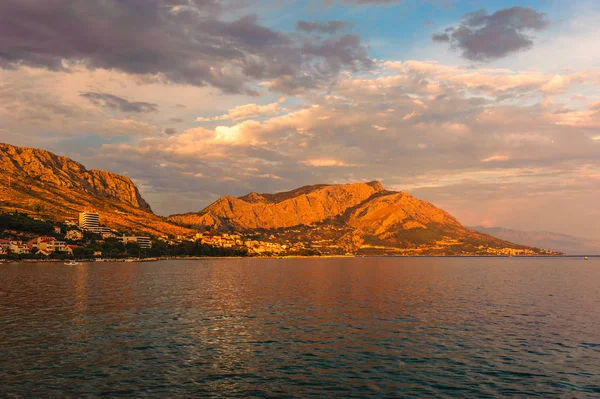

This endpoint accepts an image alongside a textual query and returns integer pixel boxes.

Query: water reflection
[70,264,88,342]
[1,258,599,398]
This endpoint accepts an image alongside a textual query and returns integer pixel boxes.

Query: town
[0,211,297,260]
[1,211,557,261]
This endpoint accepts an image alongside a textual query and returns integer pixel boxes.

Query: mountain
[0,143,190,237]
[169,182,560,256]
[169,181,384,230]
[470,226,600,255]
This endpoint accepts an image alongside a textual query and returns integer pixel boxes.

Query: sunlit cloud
[481,155,510,163]
[1,0,599,240]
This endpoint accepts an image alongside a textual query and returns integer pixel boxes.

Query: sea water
[1,257,599,398]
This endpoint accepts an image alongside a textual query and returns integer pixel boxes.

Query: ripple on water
[0,257,599,398]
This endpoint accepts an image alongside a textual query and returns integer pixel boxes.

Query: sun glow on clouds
[481,155,510,163]
[302,159,354,167]
[197,98,286,122]
[2,0,600,238]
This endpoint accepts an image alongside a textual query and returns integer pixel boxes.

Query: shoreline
[1,254,595,264]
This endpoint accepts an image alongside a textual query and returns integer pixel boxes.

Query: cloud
[296,20,354,34]
[100,119,161,137]
[380,60,590,98]
[301,159,354,167]
[342,0,402,4]
[0,0,373,94]
[197,98,285,122]
[80,92,158,113]
[95,58,600,229]
[433,7,548,61]
[554,101,600,128]
[302,35,372,70]
[481,155,509,163]
[4,48,598,237]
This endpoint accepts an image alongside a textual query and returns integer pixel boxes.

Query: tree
[72,247,86,258]
[33,203,43,214]
[125,242,141,257]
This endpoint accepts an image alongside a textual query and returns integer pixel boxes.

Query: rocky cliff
[0,143,189,236]
[169,182,560,256]
[169,181,385,230]
[0,143,150,210]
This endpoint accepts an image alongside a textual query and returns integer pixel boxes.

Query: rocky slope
[0,143,190,237]
[169,182,560,256]
[0,143,150,210]
[169,181,384,230]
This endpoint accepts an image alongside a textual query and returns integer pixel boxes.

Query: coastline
[2,254,594,264]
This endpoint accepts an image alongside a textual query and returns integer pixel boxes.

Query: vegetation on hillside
[1,212,58,237]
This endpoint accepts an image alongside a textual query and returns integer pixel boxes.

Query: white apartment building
[120,235,152,249]
[79,212,100,230]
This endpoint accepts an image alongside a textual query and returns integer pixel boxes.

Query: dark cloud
[432,33,450,42]
[0,0,373,93]
[433,6,548,61]
[302,35,373,72]
[296,20,354,34]
[163,127,177,135]
[80,92,158,113]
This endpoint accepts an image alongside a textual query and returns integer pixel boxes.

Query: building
[26,236,53,250]
[26,236,67,253]
[79,212,100,231]
[0,239,10,252]
[120,235,152,249]
[1,239,30,255]
[65,245,81,255]
[88,226,112,235]
[9,242,31,255]
[37,249,52,257]
[37,237,67,253]
[66,230,84,241]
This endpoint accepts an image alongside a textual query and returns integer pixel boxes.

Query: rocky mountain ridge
[169,181,385,230]
[0,142,564,255]
[0,143,189,237]
[0,143,150,210]
[169,182,560,256]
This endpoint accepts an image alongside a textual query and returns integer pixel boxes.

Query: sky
[0,0,599,239]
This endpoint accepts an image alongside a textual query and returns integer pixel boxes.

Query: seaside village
[0,211,292,259]
[1,211,548,259]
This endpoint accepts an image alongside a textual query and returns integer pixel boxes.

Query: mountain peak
[168,181,559,255]
[365,181,385,191]
[237,181,385,205]
[171,181,386,230]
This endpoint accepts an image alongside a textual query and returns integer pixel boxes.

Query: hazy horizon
[1,0,599,239]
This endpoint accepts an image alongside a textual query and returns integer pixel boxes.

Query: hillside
[470,226,600,255]
[169,182,560,256]
[169,181,385,230]
[0,143,191,237]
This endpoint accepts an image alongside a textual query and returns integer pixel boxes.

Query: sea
[1,257,599,398]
